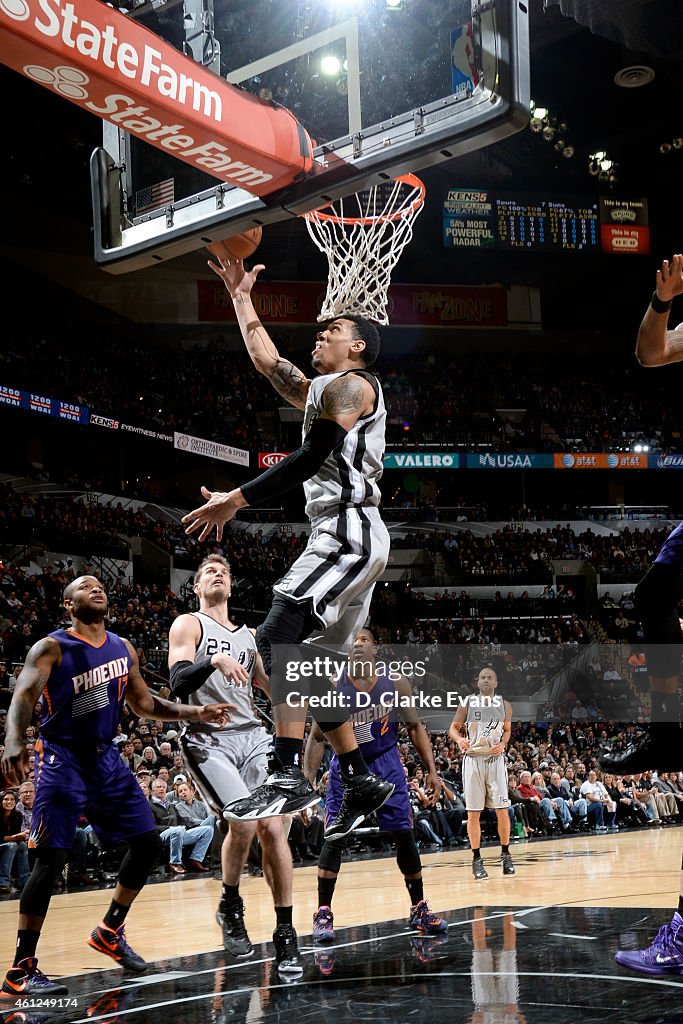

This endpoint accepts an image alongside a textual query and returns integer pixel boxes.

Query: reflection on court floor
[2,905,680,1024]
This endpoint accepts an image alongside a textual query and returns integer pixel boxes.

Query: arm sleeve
[169,657,214,699]
[241,418,347,506]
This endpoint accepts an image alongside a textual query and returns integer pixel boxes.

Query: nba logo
[451,23,480,100]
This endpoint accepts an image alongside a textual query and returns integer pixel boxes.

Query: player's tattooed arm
[1,637,61,783]
[236,315,310,409]
[267,356,310,409]
[320,373,374,429]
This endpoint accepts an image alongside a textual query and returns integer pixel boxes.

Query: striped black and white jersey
[465,694,507,756]
[303,370,386,520]
[185,612,260,732]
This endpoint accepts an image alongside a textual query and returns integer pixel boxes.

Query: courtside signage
[174,432,249,467]
[259,452,290,468]
[0,383,88,424]
[0,0,314,195]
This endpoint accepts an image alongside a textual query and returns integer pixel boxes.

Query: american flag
[135,178,175,215]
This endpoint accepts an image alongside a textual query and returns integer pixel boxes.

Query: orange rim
[305,173,426,225]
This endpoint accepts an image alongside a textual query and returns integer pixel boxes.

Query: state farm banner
[174,432,249,466]
[198,281,508,326]
[0,0,313,195]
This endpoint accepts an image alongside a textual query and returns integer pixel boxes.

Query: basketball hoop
[303,173,426,325]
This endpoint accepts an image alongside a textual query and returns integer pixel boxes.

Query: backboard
[92,0,529,272]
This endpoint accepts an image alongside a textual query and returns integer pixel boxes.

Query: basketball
[207,227,262,263]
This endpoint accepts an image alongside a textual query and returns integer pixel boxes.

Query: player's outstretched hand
[656,253,683,301]
[196,702,237,726]
[208,256,265,300]
[1,740,29,786]
[211,653,250,686]
[182,486,246,542]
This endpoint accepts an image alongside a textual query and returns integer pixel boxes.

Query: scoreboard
[443,188,648,254]
[495,195,598,251]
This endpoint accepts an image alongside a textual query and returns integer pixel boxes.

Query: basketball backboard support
[91,0,529,273]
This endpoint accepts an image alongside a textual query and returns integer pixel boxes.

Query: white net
[304,174,425,325]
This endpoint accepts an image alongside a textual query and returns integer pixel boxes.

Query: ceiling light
[542,125,555,142]
[320,54,341,76]
[562,145,575,159]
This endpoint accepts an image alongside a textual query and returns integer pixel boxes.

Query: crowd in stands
[2,696,682,894]
[0,482,675,602]
[4,332,683,454]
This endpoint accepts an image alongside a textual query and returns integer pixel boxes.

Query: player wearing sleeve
[303,629,447,949]
[0,576,232,997]
[601,254,683,976]
[168,555,301,977]
[450,667,515,880]
[182,257,394,847]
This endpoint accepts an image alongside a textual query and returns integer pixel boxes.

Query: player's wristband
[651,290,673,314]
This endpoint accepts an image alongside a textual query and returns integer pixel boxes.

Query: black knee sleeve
[118,830,162,891]
[393,829,422,876]
[257,597,350,727]
[635,564,683,675]
[20,848,69,919]
[256,595,317,684]
[318,838,346,874]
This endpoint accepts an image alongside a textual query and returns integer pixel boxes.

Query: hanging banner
[198,280,508,326]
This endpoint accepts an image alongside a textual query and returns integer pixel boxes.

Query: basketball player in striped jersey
[450,667,515,879]
[0,576,232,996]
[168,554,301,976]
[183,256,394,841]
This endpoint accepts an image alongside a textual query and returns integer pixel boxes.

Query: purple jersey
[327,668,410,831]
[333,666,398,761]
[41,628,130,745]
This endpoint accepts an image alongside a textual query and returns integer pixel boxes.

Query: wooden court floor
[0,827,680,979]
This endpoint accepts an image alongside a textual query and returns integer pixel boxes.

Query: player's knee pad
[318,839,345,874]
[20,848,69,919]
[118,830,162,891]
[393,829,422,876]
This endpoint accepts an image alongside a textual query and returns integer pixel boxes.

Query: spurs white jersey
[186,612,260,732]
[303,370,386,520]
[465,694,507,756]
